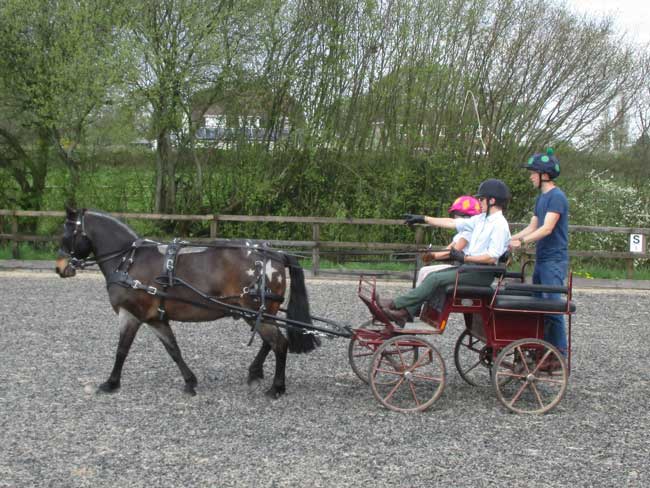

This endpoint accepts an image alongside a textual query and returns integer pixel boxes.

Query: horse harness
[63,211,291,342]
[102,239,285,344]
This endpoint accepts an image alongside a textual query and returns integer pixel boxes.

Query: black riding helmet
[474,178,511,201]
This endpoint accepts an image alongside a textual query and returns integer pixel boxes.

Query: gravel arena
[1,269,648,487]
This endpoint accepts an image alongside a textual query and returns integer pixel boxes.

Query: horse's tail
[283,254,321,354]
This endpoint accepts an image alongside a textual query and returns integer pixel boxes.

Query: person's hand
[509,238,522,249]
[422,252,436,264]
[403,214,425,225]
[448,248,465,263]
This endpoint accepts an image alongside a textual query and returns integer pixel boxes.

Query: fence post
[312,223,320,276]
[210,216,219,238]
[11,212,19,259]
[414,226,424,248]
[626,258,634,279]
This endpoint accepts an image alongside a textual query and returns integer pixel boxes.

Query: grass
[0,243,58,260]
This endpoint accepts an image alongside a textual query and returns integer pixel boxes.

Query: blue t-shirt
[534,187,569,261]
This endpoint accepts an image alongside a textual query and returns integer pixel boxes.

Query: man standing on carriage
[509,148,569,357]
[379,179,512,325]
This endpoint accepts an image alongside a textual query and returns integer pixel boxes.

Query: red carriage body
[352,263,576,414]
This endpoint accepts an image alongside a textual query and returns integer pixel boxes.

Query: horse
[54,207,320,398]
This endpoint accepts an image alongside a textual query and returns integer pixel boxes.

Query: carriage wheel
[454,330,493,387]
[492,338,568,415]
[348,321,386,384]
[369,335,445,413]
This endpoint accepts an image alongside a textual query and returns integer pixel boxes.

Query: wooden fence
[1,209,649,278]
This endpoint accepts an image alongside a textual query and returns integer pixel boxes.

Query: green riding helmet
[523,147,560,179]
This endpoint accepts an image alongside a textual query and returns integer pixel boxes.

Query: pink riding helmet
[448,195,481,216]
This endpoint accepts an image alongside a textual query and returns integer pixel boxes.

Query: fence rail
[1,209,649,278]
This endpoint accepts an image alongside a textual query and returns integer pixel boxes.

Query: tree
[0,0,127,208]
[123,0,246,214]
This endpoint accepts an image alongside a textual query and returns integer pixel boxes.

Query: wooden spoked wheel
[348,322,387,384]
[453,330,494,387]
[369,336,446,413]
[492,338,568,414]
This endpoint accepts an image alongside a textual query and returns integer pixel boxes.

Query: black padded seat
[443,285,535,297]
[444,285,495,297]
[493,295,576,313]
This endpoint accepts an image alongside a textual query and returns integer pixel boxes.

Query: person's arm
[517,212,560,244]
[464,253,497,265]
[428,237,468,262]
[452,236,468,250]
[510,216,539,249]
[423,216,457,229]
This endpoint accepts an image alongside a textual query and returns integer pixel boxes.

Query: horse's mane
[86,210,139,239]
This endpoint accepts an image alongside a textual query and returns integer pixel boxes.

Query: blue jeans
[533,259,568,355]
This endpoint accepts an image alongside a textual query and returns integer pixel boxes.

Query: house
[190,79,303,147]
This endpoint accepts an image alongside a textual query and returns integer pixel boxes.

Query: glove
[403,214,425,225]
[448,248,465,264]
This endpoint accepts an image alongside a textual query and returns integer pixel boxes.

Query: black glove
[403,214,425,225]
[448,248,465,263]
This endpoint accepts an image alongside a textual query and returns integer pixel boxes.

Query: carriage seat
[442,262,535,299]
[443,284,535,298]
[493,295,576,313]
[493,282,575,313]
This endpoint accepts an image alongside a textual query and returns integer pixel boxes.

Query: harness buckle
[146,286,158,295]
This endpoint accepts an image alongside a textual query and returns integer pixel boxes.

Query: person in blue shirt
[379,179,511,326]
[510,148,569,357]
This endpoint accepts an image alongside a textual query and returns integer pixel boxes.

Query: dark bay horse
[55,207,320,398]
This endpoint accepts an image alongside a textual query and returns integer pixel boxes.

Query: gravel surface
[1,270,648,487]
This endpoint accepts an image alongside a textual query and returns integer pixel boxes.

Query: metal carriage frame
[350,262,576,414]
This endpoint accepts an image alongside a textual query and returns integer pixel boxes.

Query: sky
[566,0,650,45]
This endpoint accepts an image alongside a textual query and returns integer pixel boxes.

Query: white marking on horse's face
[246,268,255,277]
[265,261,282,283]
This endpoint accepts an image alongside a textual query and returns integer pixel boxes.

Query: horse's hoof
[264,385,286,399]
[184,384,197,396]
[97,381,120,394]
[247,370,264,384]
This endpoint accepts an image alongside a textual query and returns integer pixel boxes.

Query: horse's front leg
[147,319,198,396]
[248,341,271,386]
[98,308,142,393]
[255,323,289,399]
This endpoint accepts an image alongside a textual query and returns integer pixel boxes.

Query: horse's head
[55,207,93,278]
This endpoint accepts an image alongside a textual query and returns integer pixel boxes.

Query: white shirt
[451,230,471,244]
[455,211,511,260]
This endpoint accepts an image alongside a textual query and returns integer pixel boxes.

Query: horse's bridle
[59,210,89,265]
[59,210,132,270]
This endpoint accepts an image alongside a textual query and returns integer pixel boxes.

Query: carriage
[351,262,575,414]
[56,208,575,414]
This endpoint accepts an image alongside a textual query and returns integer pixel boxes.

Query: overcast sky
[566,0,650,45]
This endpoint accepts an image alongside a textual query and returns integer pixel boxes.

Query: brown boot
[377,297,395,309]
[380,306,409,327]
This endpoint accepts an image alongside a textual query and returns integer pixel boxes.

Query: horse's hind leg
[147,320,198,396]
[98,308,142,393]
